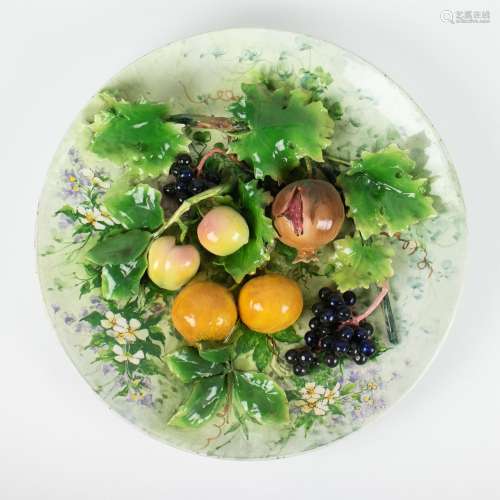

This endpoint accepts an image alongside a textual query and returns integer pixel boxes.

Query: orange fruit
[238,274,303,334]
[172,281,237,344]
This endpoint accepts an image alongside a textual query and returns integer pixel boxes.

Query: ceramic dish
[37,29,466,459]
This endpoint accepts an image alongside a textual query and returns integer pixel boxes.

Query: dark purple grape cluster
[163,154,217,204]
[284,287,377,376]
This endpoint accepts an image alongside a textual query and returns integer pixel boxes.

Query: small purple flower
[351,408,364,422]
[89,299,107,314]
[64,313,76,325]
[63,168,78,181]
[73,233,87,243]
[61,187,84,201]
[75,320,91,334]
[102,364,115,376]
[126,389,154,406]
[68,147,82,167]
[61,219,73,230]
[61,168,85,200]
[52,304,60,314]
[141,394,153,407]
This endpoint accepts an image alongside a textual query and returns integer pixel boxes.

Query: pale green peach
[147,236,200,291]
[197,206,250,256]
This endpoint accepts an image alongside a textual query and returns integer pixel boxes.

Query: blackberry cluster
[163,154,219,204]
[284,287,376,376]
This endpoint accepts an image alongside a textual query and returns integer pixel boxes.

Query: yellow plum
[147,236,200,291]
[197,206,249,256]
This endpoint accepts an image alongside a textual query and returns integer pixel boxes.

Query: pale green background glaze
[37,29,466,459]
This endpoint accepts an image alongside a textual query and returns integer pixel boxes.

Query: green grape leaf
[81,311,104,327]
[166,347,224,383]
[329,404,344,416]
[149,329,166,343]
[340,383,356,396]
[274,240,298,263]
[101,254,148,302]
[55,205,78,221]
[228,83,334,180]
[89,93,190,177]
[233,371,289,425]
[87,332,113,349]
[79,278,100,298]
[234,326,272,371]
[219,180,276,283]
[87,229,152,265]
[168,375,227,428]
[272,326,302,343]
[142,342,161,358]
[338,145,436,238]
[252,336,272,371]
[330,236,394,291]
[104,184,164,230]
[235,325,260,355]
[198,342,235,363]
[138,359,164,376]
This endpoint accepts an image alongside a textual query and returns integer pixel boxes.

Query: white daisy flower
[296,398,328,416]
[112,345,145,365]
[108,329,133,345]
[77,206,114,230]
[100,311,127,330]
[110,318,149,345]
[299,382,326,402]
[324,383,341,404]
[81,168,111,189]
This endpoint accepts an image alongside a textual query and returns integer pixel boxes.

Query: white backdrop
[1,1,499,498]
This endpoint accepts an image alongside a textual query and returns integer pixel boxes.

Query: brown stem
[345,281,390,326]
[195,147,227,177]
[194,116,235,130]
[168,114,238,131]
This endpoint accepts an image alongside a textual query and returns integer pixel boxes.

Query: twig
[348,281,390,326]
[151,183,232,239]
[341,281,398,345]
[382,294,399,344]
[195,147,227,177]
[167,114,241,131]
[324,154,353,166]
[304,157,313,176]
